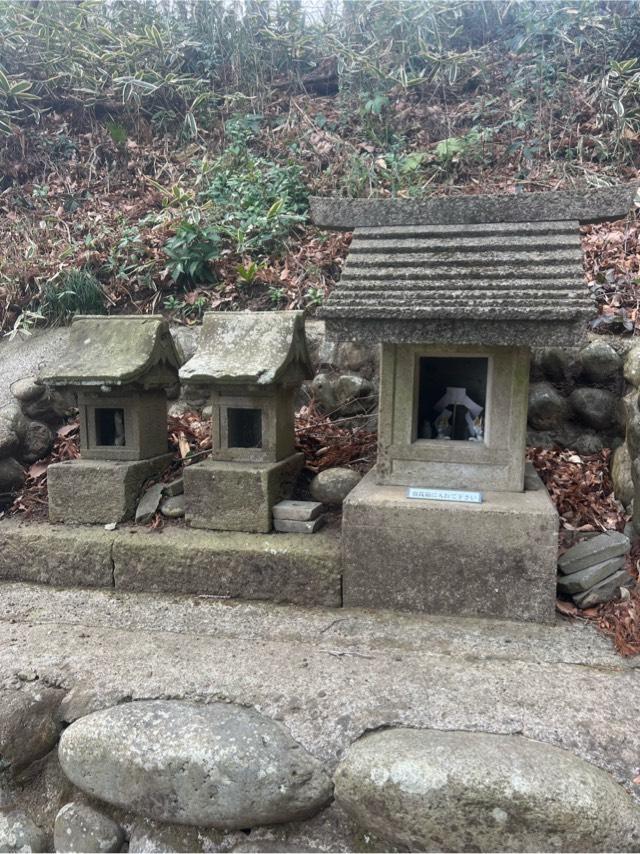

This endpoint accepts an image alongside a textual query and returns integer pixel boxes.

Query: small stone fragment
[578,340,622,384]
[10,377,46,404]
[274,516,326,534]
[162,478,184,497]
[557,556,626,595]
[54,802,124,853]
[527,382,569,430]
[135,483,164,524]
[0,811,47,853]
[558,532,630,575]
[573,570,635,608]
[160,495,185,519]
[273,500,324,522]
[310,468,362,505]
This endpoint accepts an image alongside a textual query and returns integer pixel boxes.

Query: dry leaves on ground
[294,402,377,474]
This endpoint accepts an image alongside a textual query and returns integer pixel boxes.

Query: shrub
[41,268,105,324]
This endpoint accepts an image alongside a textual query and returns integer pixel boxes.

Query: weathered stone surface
[47,455,172,525]
[310,468,362,506]
[624,344,640,387]
[159,494,185,518]
[334,728,640,853]
[9,378,45,404]
[58,701,332,828]
[0,811,47,853]
[0,458,25,493]
[558,531,630,574]
[573,569,635,608]
[611,443,634,508]
[309,373,337,413]
[135,483,164,525]
[573,432,605,455]
[54,802,123,853]
[342,468,558,623]
[162,478,184,497]
[334,375,375,415]
[578,340,622,384]
[21,389,67,424]
[0,687,64,777]
[0,422,19,459]
[569,386,624,431]
[0,404,29,444]
[527,382,569,430]
[170,325,200,364]
[232,842,317,853]
[536,347,577,385]
[274,517,326,534]
[273,501,324,522]
[129,818,222,853]
[557,556,626,595]
[0,521,114,588]
[20,422,54,464]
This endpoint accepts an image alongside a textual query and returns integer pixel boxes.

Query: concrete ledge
[0,520,342,607]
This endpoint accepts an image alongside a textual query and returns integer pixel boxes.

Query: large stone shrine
[311,184,637,622]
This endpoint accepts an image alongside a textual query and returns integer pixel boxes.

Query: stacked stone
[528,339,626,456]
[0,377,65,506]
[273,499,326,533]
[557,532,634,608]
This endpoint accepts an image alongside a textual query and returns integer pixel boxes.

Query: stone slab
[0,519,341,607]
[162,478,184,497]
[273,500,324,521]
[274,516,326,534]
[135,482,164,525]
[310,185,637,228]
[342,468,559,623]
[573,570,635,609]
[48,454,172,525]
[0,520,113,588]
[558,532,630,575]
[184,454,304,534]
[557,556,626,595]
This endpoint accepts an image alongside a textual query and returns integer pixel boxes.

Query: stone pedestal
[184,453,303,534]
[48,454,172,525]
[341,464,558,623]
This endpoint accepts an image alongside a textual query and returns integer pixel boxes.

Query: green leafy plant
[164,221,221,284]
[41,269,106,324]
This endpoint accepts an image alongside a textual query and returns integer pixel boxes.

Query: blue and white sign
[406,487,483,504]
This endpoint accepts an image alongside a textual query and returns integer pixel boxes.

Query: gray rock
[569,387,623,431]
[537,348,577,385]
[334,375,375,415]
[54,802,123,853]
[162,478,184,497]
[232,843,317,853]
[573,570,635,608]
[573,432,604,455]
[170,325,201,364]
[0,405,29,444]
[20,422,54,464]
[309,468,362,505]
[21,389,67,424]
[274,517,326,534]
[0,458,25,494]
[0,686,63,777]
[10,378,45,404]
[527,383,568,431]
[558,532,630,575]
[0,811,47,853]
[310,373,337,414]
[579,340,622,384]
[303,320,326,372]
[0,423,19,459]
[557,556,626,595]
[333,728,640,853]
[273,501,324,522]
[159,494,185,519]
[129,818,222,853]
[624,344,640,387]
[58,700,332,828]
[135,483,164,525]
[611,443,634,508]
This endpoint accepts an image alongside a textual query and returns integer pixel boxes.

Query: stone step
[0,519,341,608]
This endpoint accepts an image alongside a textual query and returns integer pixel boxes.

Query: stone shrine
[311,184,637,622]
[40,315,182,524]
[179,311,313,532]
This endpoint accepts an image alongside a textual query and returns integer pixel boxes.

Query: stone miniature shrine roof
[310,184,637,347]
[179,311,313,386]
[40,315,182,388]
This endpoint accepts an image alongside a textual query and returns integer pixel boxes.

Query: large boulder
[527,383,568,431]
[54,802,124,853]
[578,340,622,385]
[58,701,332,828]
[334,729,640,853]
[569,387,624,432]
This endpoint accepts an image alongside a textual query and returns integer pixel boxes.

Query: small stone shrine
[40,315,182,524]
[311,184,637,622]
[179,311,313,532]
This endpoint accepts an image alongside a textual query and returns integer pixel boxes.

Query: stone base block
[342,464,559,623]
[48,454,172,525]
[184,453,303,533]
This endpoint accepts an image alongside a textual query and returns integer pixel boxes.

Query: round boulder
[0,422,19,459]
[537,348,577,385]
[0,458,25,493]
[579,340,622,385]
[0,811,47,853]
[310,373,338,414]
[310,468,362,505]
[58,701,332,828]
[10,377,46,405]
[334,729,640,852]
[20,421,54,464]
[54,803,123,854]
[527,383,569,431]
[569,387,623,432]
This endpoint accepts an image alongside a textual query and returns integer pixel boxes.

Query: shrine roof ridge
[310,183,637,229]
[40,314,182,388]
[179,310,313,386]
